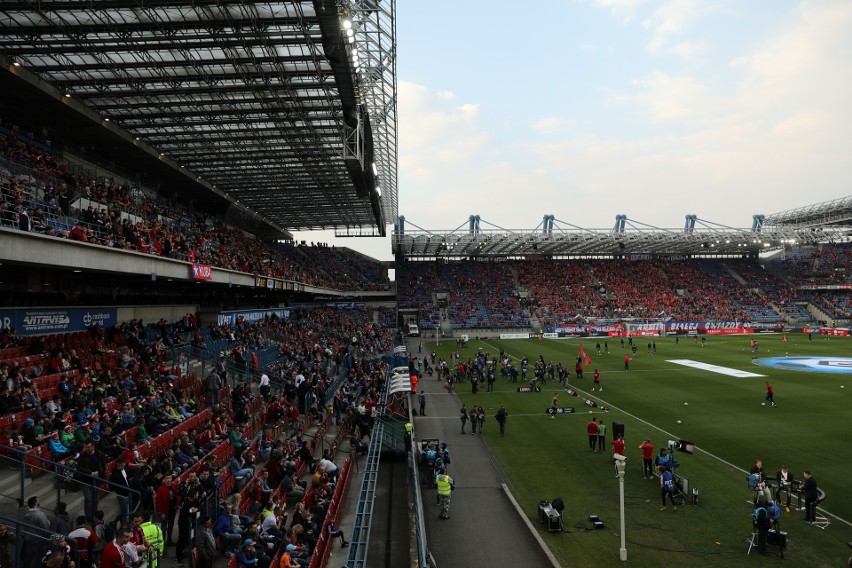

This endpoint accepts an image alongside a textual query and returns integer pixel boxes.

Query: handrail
[0,443,142,511]
[409,447,429,568]
[0,513,80,568]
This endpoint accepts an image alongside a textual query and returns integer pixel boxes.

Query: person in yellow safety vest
[435,468,454,519]
[404,422,413,452]
[140,513,165,568]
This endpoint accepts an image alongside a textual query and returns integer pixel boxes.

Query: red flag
[579,345,592,367]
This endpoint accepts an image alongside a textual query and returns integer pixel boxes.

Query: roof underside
[394,227,849,258]
[0,0,397,235]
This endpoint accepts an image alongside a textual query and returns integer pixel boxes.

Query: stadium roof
[0,0,397,236]
[393,211,851,258]
[764,194,852,229]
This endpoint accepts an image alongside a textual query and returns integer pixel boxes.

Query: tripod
[746,509,785,558]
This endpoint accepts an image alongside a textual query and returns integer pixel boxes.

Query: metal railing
[409,447,429,568]
[0,444,142,520]
[0,513,80,568]
[343,418,384,568]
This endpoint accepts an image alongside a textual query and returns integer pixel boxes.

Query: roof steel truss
[0,0,398,233]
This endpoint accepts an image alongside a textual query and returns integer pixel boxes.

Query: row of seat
[308,458,354,568]
[23,374,204,487]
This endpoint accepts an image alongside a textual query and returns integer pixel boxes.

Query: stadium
[0,2,851,568]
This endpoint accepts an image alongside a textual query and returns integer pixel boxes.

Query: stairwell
[806,303,832,326]
[723,263,788,323]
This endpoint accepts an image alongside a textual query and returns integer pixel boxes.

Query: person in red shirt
[624,355,630,371]
[765,381,776,407]
[155,474,175,545]
[410,374,418,393]
[592,369,601,392]
[68,516,99,566]
[100,527,131,568]
[639,439,655,479]
[121,441,146,471]
[612,436,626,476]
[587,418,599,452]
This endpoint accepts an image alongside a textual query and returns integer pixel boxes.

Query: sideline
[479,340,852,528]
[502,483,562,568]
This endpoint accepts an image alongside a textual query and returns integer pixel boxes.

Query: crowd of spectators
[1,305,393,568]
[397,257,848,329]
[396,262,442,329]
[0,133,389,292]
[514,258,756,327]
[807,292,852,323]
[773,243,852,287]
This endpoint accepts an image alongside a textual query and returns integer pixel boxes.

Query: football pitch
[429,334,852,567]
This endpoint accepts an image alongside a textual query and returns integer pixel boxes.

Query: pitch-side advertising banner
[0,308,117,336]
[803,326,850,336]
[216,308,289,327]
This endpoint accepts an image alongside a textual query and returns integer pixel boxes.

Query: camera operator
[753,498,772,555]
[654,447,672,473]
[750,459,773,503]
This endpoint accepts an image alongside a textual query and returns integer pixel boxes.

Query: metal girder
[0,0,397,234]
[764,194,852,229]
[393,226,838,258]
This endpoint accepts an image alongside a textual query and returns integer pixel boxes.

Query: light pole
[615,455,627,561]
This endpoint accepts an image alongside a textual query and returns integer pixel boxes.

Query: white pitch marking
[666,359,765,378]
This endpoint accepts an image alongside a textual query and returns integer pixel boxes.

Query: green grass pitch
[427,334,852,567]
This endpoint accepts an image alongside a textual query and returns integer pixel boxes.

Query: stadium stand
[1,136,389,292]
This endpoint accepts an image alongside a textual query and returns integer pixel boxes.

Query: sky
[291,0,852,263]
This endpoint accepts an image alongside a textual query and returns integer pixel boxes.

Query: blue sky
[293,0,852,261]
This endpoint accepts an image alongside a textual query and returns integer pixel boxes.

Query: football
[761,402,766,406]
[684,402,688,406]
[677,420,682,424]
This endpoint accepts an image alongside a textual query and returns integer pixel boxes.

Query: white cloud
[611,71,719,124]
[645,0,702,53]
[669,40,706,59]
[593,0,649,22]
[531,115,577,134]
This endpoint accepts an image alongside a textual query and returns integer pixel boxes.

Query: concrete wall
[0,226,255,285]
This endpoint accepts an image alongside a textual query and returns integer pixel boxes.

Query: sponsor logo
[22,312,71,332]
[631,323,664,330]
[82,312,113,327]
[753,357,852,374]
[499,333,531,340]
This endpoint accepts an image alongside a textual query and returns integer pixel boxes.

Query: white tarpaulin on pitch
[667,359,765,378]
